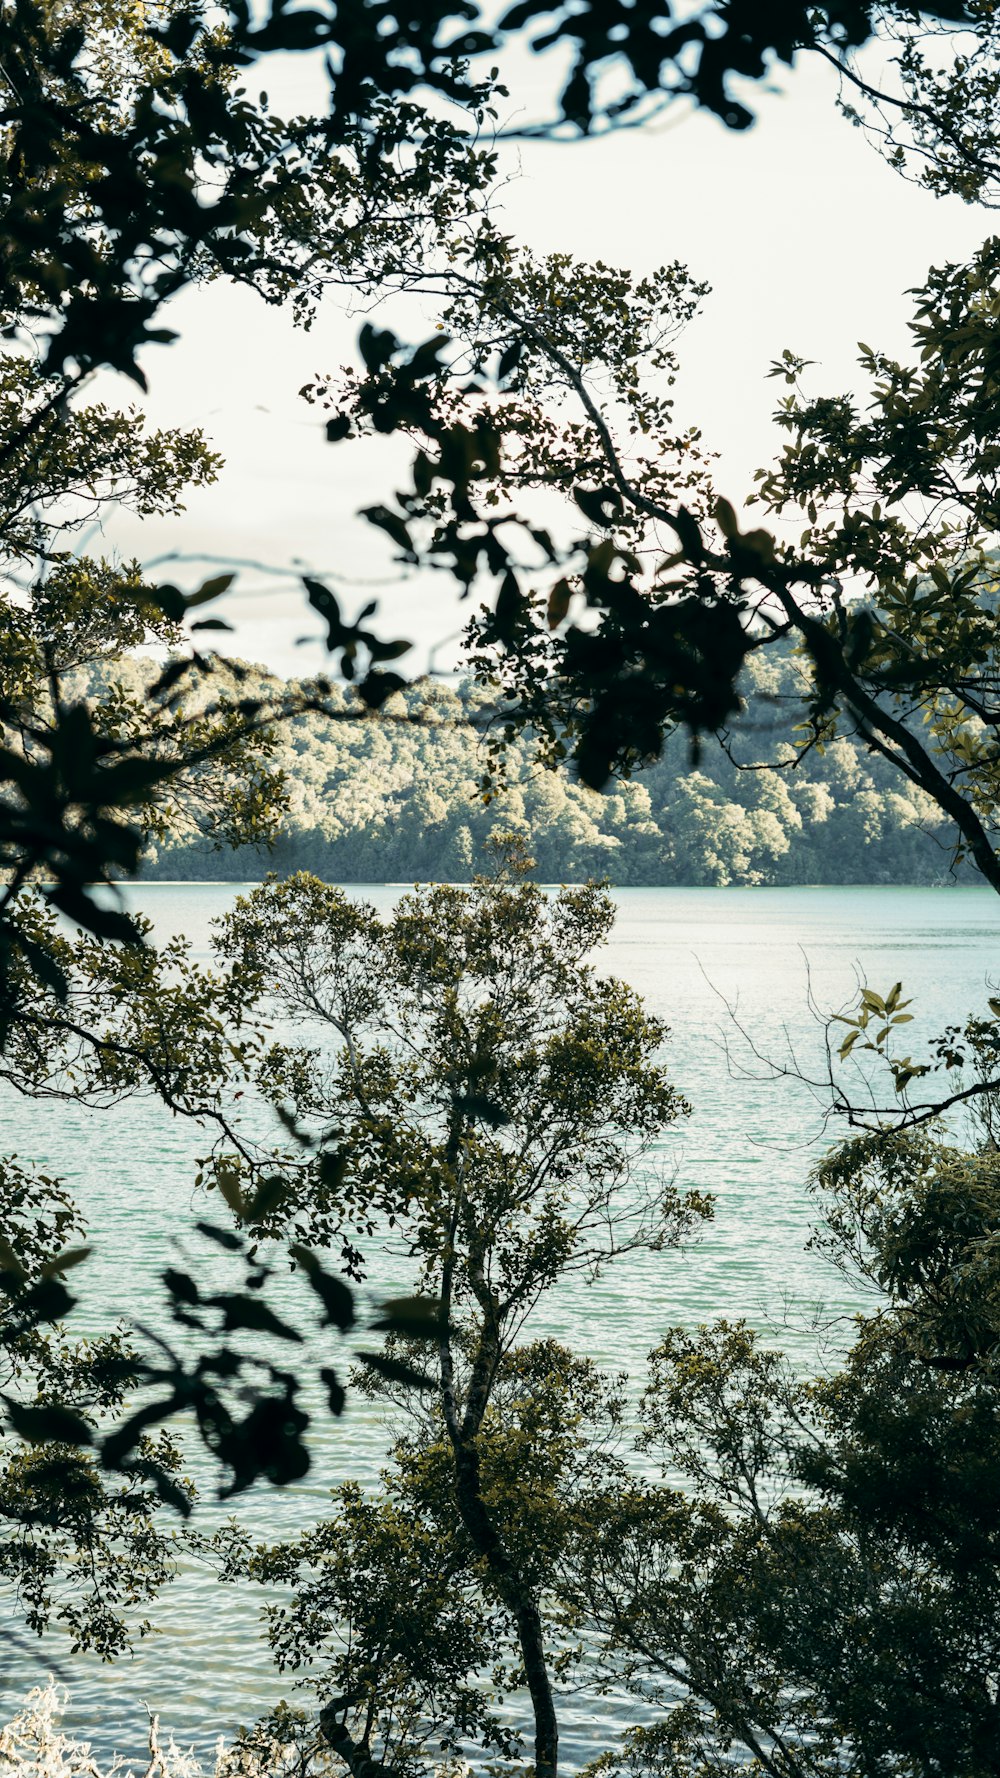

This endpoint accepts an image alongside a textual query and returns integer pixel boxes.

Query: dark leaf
[358,1350,434,1391]
[673,505,704,562]
[14,929,69,1002]
[318,1148,348,1189]
[497,339,523,381]
[195,1222,244,1252]
[209,1293,304,1343]
[163,1267,201,1307]
[358,324,399,371]
[39,1246,91,1279]
[2,1398,93,1447]
[356,670,408,709]
[547,578,572,629]
[20,1278,75,1326]
[126,1460,193,1517]
[371,1295,447,1340]
[319,1366,346,1416]
[288,1244,355,1331]
[187,573,236,607]
[453,1092,512,1128]
[360,505,415,556]
[215,1168,246,1217]
[244,1174,288,1222]
[574,485,624,528]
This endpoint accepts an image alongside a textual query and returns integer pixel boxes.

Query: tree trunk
[437,1171,559,1778]
[450,1433,559,1778]
[318,1708,401,1778]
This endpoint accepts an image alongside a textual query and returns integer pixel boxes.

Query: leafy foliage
[223,1344,628,1777]
[211,854,706,1778]
[110,659,965,890]
[7,2,1000,1766]
[214,858,702,1284]
[562,1130,1000,1777]
[0,0,504,992]
[0,337,318,1015]
[3,0,1000,973]
[301,223,1000,914]
[0,1157,192,1655]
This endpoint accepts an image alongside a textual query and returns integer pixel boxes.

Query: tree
[3,0,998,977]
[0,0,505,987]
[0,343,322,1654]
[318,230,1000,887]
[0,332,436,1644]
[0,1155,192,1658]
[558,1125,1000,1778]
[0,322,311,1010]
[0,0,524,1547]
[211,854,708,1778]
[199,867,1000,1778]
[120,661,956,889]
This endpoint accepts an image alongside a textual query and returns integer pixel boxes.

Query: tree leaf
[371,1295,447,1340]
[289,1244,355,1331]
[2,1397,93,1446]
[209,1293,304,1343]
[357,1350,434,1391]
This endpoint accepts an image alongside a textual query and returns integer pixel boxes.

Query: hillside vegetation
[92,651,960,888]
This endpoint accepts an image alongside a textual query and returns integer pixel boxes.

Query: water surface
[2,884,996,1764]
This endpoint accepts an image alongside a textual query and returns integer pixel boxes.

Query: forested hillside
[90,649,963,887]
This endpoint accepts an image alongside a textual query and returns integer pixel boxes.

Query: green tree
[0,0,506,980]
[561,1127,1000,1778]
[212,855,708,1778]
[0,1156,192,1657]
[200,868,1000,1778]
[130,660,957,890]
[320,228,1000,891]
[3,0,995,937]
[0,345,418,1646]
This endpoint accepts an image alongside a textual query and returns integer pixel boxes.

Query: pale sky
[88,45,989,679]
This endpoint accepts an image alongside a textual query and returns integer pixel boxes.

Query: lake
[2,883,997,1767]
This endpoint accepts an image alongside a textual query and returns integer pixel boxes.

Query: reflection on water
[2,883,997,1764]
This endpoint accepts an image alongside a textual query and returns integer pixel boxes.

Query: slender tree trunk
[449,1426,559,1778]
[437,1145,559,1778]
[318,1711,399,1778]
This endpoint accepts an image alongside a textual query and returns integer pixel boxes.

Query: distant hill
[92,651,963,887]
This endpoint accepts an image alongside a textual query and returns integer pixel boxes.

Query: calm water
[2,884,997,1764]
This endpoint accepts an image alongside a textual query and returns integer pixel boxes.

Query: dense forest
[100,649,963,888]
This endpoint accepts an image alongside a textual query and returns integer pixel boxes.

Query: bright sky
[90,44,989,679]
